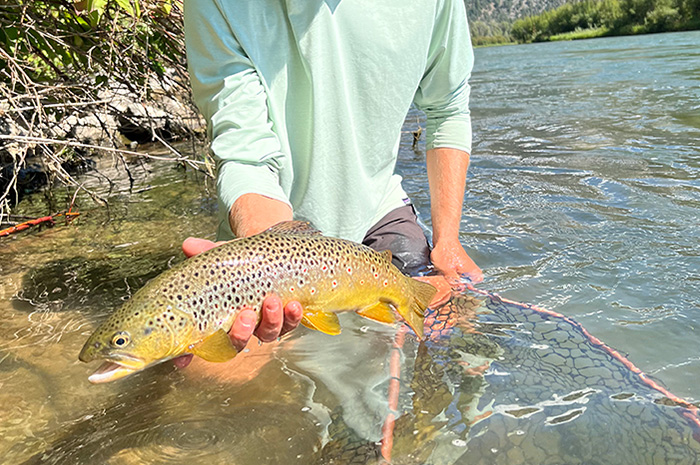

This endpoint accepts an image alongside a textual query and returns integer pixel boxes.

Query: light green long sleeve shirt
[184,0,473,242]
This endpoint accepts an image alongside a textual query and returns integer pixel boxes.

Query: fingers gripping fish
[79,221,436,383]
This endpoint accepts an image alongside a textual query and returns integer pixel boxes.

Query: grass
[548,27,611,41]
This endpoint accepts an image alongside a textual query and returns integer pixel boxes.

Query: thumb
[182,237,222,258]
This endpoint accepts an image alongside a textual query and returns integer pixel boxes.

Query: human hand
[430,239,483,284]
[173,237,303,368]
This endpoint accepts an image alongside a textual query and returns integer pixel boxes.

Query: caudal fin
[402,278,437,338]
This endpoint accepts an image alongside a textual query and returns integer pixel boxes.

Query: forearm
[426,147,470,246]
[229,193,293,237]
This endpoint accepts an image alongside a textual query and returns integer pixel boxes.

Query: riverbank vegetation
[0,0,206,221]
[470,20,516,46]
[511,0,700,42]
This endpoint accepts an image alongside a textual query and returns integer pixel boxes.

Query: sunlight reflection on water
[1,30,699,465]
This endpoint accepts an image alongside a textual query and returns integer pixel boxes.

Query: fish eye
[111,332,131,348]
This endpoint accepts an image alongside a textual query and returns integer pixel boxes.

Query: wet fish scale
[176,235,395,330]
[79,221,436,383]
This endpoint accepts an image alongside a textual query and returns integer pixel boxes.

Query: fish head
[79,294,192,384]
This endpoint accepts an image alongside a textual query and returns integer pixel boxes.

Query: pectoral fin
[356,301,397,325]
[301,309,341,335]
[191,329,238,362]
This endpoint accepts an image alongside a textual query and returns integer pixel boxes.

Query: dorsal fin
[380,249,392,262]
[265,221,321,235]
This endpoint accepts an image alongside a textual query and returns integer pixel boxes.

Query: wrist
[229,193,293,237]
[432,234,462,250]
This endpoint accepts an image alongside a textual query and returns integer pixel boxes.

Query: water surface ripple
[1,31,699,465]
[402,31,700,403]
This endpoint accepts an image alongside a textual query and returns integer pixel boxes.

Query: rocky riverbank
[0,76,206,214]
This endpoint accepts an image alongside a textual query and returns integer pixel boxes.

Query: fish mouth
[85,354,146,384]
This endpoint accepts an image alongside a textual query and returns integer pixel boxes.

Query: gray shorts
[362,204,432,276]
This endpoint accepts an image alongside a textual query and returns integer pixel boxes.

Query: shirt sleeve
[184,0,291,220]
[413,0,474,155]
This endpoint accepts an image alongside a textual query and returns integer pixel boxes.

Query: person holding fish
[181,0,482,354]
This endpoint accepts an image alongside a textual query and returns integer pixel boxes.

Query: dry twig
[0,0,207,219]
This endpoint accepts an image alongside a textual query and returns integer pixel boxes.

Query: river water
[1,31,699,464]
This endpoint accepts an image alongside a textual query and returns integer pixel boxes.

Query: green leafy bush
[510,0,699,42]
[0,1,204,218]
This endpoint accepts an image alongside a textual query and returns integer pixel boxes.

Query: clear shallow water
[1,31,699,464]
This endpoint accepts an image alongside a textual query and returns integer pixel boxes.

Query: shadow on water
[11,251,183,316]
[18,373,174,465]
[19,358,326,464]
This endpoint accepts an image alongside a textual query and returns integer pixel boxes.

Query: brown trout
[79,221,436,383]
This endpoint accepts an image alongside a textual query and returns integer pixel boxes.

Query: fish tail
[401,278,436,339]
